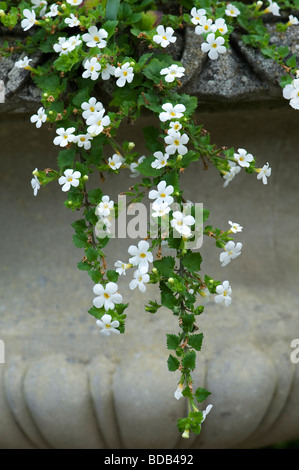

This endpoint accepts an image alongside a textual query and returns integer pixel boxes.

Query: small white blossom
[288,15,299,25]
[164,131,189,155]
[199,286,211,305]
[15,56,32,69]
[195,16,214,36]
[148,180,174,206]
[65,13,80,27]
[21,9,37,31]
[86,108,111,136]
[159,103,186,122]
[215,280,232,307]
[67,0,83,6]
[169,121,182,133]
[190,7,207,25]
[212,18,228,35]
[257,162,271,184]
[128,240,153,270]
[82,57,101,80]
[151,151,169,169]
[234,148,254,168]
[53,127,76,147]
[160,64,185,83]
[225,3,241,17]
[44,4,59,17]
[114,62,134,87]
[73,133,92,150]
[31,168,40,196]
[93,282,123,311]
[58,169,81,192]
[220,241,242,267]
[96,195,114,218]
[282,79,299,109]
[264,0,280,16]
[129,155,146,178]
[228,221,243,233]
[81,97,103,120]
[30,107,47,128]
[129,268,150,293]
[96,314,120,336]
[223,162,241,188]
[174,383,184,400]
[151,201,171,218]
[201,33,226,60]
[202,404,213,422]
[108,154,123,170]
[171,211,195,237]
[101,63,116,80]
[31,0,48,17]
[114,260,131,276]
[153,25,176,48]
[82,26,108,49]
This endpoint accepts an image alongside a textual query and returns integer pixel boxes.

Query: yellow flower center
[140,253,146,258]
[94,36,99,42]
[104,293,110,299]
[90,106,95,112]
[160,192,166,198]
[174,139,180,146]
[123,71,128,76]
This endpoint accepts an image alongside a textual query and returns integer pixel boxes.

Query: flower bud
[151,267,158,275]
[67,200,73,206]
[182,429,190,439]
[0,9,5,16]
[177,155,183,162]
[130,61,135,67]
[128,142,135,150]
[83,175,89,182]
[43,92,48,98]
[168,277,175,285]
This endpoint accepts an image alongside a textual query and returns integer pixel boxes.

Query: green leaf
[143,126,163,153]
[195,387,211,403]
[160,283,179,310]
[182,350,196,370]
[166,334,180,350]
[57,147,76,170]
[277,45,289,58]
[106,270,119,282]
[85,247,98,262]
[105,0,120,20]
[188,333,204,351]
[88,188,103,205]
[72,232,88,248]
[72,219,88,233]
[77,260,92,271]
[181,252,202,272]
[167,354,180,372]
[153,257,175,277]
[137,156,160,176]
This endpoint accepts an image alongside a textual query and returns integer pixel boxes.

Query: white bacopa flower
[31,168,40,196]
[73,133,92,150]
[93,282,123,311]
[151,201,171,218]
[195,16,214,36]
[164,131,189,155]
[160,64,185,83]
[212,18,228,35]
[114,62,134,88]
[225,3,241,17]
[264,0,280,16]
[15,56,32,69]
[86,108,111,136]
[282,79,299,109]
[82,26,108,49]
[153,25,177,48]
[174,382,184,400]
[101,63,116,80]
[159,103,186,122]
[171,211,195,237]
[129,268,150,293]
[96,314,120,336]
[223,162,241,188]
[81,97,103,120]
[151,151,169,169]
[68,34,82,48]
[202,404,213,422]
[220,241,242,267]
[199,286,211,305]
[128,240,153,270]
[96,195,114,218]
[228,221,243,233]
[108,154,123,170]
[58,169,81,192]
[215,280,232,307]
[31,0,48,17]
[148,180,174,206]
[256,162,271,184]
[114,260,131,276]
[21,9,37,31]
[82,57,101,81]
[201,33,226,60]
[67,0,83,6]
[65,13,80,27]
[30,107,47,128]
[190,7,207,25]
[53,127,76,147]
[234,148,254,168]
[288,15,299,25]
[169,121,182,132]
[44,4,59,17]
[129,155,146,178]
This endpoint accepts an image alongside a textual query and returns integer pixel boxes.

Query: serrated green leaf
[85,247,98,262]
[167,354,180,371]
[166,333,180,350]
[57,147,76,170]
[182,350,196,370]
[188,333,204,351]
[195,387,211,403]
[106,270,119,282]
[181,251,202,272]
[153,256,175,277]
[72,232,88,248]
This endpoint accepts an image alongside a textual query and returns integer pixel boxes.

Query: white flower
[201,33,226,60]
[101,63,116,80]
[171,211,195,237]
[114,260,131,276]
[199,286,211,305]
[190,7,207,25]
[108,153,123,170]
[128,240,153,270]
[228,221,243,233]
[81,97,103,120]
[202,404,213,422]
[169,121,182,133]
[68,34,82,48]
[225,3,241,17]
[58,169,81,192]
[234,148,254,168]
[82,26,108,48]
[174,383,184,400]
[264,0,280,16]
[151,201,171,218]
[44,4,59,17]
[31,0,48,17]
[65,13,80,27]
[129,268,150,293]
[67,0,83,6]
[30,107,47,128]
[96,195,114,218]
[160,64,185,83]
[93,282,123,311]
[73,133,92,150]
[153,25,176,48]
[21,9,37,31]
[148,180,174,206]
[96,314,120,336]
[31,168,40,196]
[159,103,186,122]
[151,151,169,169]
[220,241,242,267]
[282,79,299,109]
[215,280,232,307]
[82,57,101,80]
[288,15,299,25]
[195,16,214,36]
[257,162,271,184]
[223,162,241,188]
[164,131,189,155]
[53,36,81,55]
[212,18,228,35]
[15,56,32,69]
[114,62,134,87]
[53,127,76,147]
[86,108,111,136]
[129,155,146,178]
